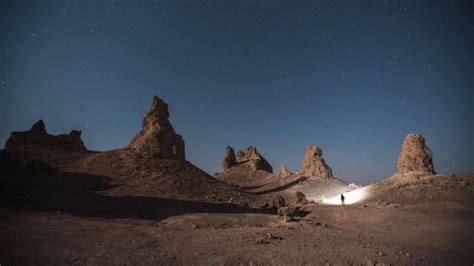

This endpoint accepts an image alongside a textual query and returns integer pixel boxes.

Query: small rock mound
[129,96,185,161]
[397,133,435,176]
[5,120,87,152]
[299,145,333,178]
[279,165,292,178]
[221,146,237,170]
[254,233,282,245]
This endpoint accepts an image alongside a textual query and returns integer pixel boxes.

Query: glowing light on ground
[321,186,371,205]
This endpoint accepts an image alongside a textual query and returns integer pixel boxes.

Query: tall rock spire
[397,133,435,176]
[298,145,333,178]
[222,145,237,171]
[129,96,185,161]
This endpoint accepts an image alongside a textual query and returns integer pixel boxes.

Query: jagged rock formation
[222,146,237,170]
[4,120,87,152]
[299,145,333,178]
[129,96,185,161]
[234,146,273,173]
[279,165,292,178]
[397,133,435,176]
[216,145,274,186]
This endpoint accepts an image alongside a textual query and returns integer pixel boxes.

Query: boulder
[4,120,87,152]
[295,191,309,204]
[221,146,237,170]
[129,96,185,161]
[277,206,299,222]
[397,133,435,176]
[299,145,333,178]
[279,165,292,178]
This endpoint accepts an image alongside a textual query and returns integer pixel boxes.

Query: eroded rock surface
[222,146,237,170]
[5,120,87,152]
[222,146,273,173]
[129,96,185,161]
[295,191,309,205]
[397,133,435,176]
[299,145,333,178]
[277,206,299,222]
[279,165,292,178]
[238,146,273,173]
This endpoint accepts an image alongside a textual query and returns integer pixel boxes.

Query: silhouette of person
[341,193,345,206]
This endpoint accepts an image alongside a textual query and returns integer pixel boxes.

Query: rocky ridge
[5,120,87,152]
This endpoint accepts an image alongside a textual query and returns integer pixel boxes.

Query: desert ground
[1,161,472,265]
[1,97,473,265]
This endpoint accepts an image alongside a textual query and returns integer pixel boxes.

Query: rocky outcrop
[299,145,333,178]
[222,146,237,170]
[234,146,273,173]
[279,165,292,178]
[129,96,185,161]
[4,120,87,152]
[294,191,309,204]
[397,133,435,176]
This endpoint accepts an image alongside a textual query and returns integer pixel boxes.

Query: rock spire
[129,96,185,161]
[397,133,435,176]
[299,145,333,178]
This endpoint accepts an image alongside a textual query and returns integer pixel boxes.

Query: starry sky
[1,0,473,184]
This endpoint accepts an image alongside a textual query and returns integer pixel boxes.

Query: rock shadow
[248,176,308,195]
[0,152,274,222]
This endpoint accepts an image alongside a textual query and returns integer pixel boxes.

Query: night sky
[1,0,473,184]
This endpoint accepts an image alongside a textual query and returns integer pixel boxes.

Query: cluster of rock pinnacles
[220,136,435,178]
[5,95,435,177]
[220,144,335,179]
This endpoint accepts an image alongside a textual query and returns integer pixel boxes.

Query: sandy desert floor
[1,198,473,265]
[1,149,473,265]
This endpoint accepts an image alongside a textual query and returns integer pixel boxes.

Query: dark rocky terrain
[1,96,473,265]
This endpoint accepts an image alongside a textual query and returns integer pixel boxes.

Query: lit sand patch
[321,185,371,205]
